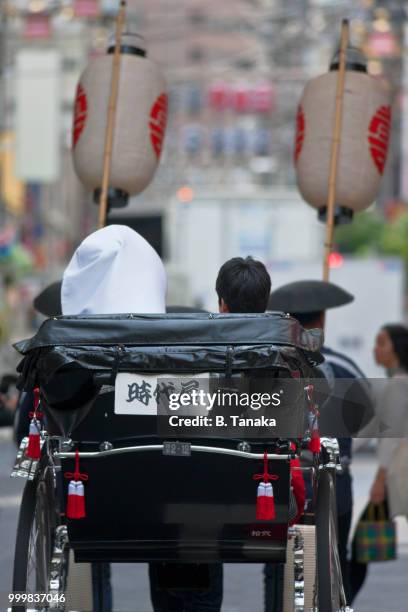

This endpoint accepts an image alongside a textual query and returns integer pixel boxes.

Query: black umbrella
[268,279,354,314]
[33,281,62,317]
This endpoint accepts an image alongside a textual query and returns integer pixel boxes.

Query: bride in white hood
[46,225,167,432]
[62,224,167,315]
[58,224,167,612]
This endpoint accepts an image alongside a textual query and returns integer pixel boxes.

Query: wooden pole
[322,19,349,281]
[98,0,127,229]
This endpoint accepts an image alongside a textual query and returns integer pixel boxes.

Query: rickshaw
[10,312,350,612]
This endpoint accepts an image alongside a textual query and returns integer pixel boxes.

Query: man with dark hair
[216,256,271,313]
[150,257,271,612]
[202,256,271,612]
[154,256,271,612]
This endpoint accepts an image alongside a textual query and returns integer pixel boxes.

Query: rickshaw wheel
[316,469,345,612]
[12,457,66,612]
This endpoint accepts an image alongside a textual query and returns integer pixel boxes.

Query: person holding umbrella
[267,279,374,607]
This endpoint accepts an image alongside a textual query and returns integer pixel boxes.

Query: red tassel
[264,482,276,520]
[306,384,321,453]
[64,449,88,520]
[66,481,86,519]
[253,451,278,521]
[256,482,276,520]
[256,482,267,520]
[309,431,321,453]
[75,481,86,518]
[308,411,321,453]
[26,419,41,459]
[66,481,78,518]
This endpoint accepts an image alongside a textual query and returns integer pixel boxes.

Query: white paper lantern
[72,36,167,207]
[295,59,391,221]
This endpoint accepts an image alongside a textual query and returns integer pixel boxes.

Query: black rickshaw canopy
[14,312,323,391]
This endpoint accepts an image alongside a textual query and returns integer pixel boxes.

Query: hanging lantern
[72,32,167,208]
[294,48,391,223]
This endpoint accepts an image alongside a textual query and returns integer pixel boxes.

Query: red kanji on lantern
[294,105,305,164]
[368,105,391,175]
[149,93,168,159]
[73,84,88,149]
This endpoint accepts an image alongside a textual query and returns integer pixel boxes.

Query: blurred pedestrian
[369,324,408,509]
[268,280,374,608]
[349,324,408,603]
[0,374,18,426]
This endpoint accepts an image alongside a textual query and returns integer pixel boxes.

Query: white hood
[61,225,166,315]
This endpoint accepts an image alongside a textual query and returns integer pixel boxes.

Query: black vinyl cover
[14,313,323,392]
[16,312,323,352]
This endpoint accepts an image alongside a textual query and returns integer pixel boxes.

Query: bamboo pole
[98,0,127,229]
[322,19,349,281]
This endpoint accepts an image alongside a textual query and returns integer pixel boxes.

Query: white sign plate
[114,372,210,416]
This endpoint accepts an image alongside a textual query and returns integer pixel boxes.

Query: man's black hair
[215,256,271,313]
[290,311,323,328]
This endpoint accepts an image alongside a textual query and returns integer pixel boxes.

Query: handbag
[354,501,397,563]
[387,439,408,518]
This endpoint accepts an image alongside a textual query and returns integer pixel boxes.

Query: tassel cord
[253,451,279,484]
[64,449,89,482]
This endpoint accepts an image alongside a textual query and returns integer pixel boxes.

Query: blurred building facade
[0,0,407,306]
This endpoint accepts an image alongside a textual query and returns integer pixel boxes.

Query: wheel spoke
[26,521,39,592]
[316,469,345,611]
[24,481,50,597]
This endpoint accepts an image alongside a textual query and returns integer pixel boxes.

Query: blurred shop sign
[0,132,25,215]
[208,82,274,113]
[15,49,61,182]
[23,14,51,40]
[74,0,100,18]
[365,32,400,58]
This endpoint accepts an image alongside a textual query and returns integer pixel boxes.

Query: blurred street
[1,426,408,612]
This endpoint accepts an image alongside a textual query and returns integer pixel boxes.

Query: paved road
[1,427,407,611]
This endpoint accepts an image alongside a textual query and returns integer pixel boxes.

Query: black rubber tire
[12,460,55,612]
[316,469,344,612]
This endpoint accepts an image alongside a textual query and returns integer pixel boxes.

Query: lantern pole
[98,0,127,230]
[322,19,349,281]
